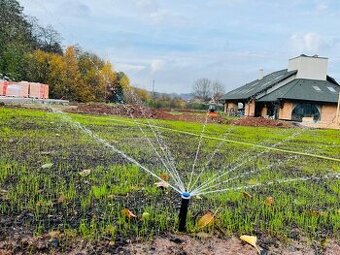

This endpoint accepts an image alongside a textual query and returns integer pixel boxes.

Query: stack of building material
[43,84,49,99]
[0,80,8,96]
[29,82,49,99]
[6,82,29,97]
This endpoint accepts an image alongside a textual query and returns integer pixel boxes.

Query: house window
[327,86,336,93]
[312,85,321,91]
[291,103,320,122]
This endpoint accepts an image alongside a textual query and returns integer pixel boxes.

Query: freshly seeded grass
[0,107,339,243]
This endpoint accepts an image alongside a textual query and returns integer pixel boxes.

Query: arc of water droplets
[186,112,210,191]
[190,127,308,195]
[189,124,237,191]
[50,107,182,194]
[123,90,185,192]
[192,151,306,195]
[122,90,185,192]
[194,172,340,196]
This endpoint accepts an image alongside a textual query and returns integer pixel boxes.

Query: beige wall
[320,104,337,122]
[278,102,294,120]
[278,101,337,123]
[261,105,268,117]
[245,99,255,116]
[224,102,238,115]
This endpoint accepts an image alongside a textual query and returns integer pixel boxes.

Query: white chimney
[288,54,328,81]
[258,68,264,80]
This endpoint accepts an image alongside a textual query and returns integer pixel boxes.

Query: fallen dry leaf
[160,173,170,181]
[265,196,274,206]
[79,169,91,177]
[242,191,253,199]
[41,163,53,169]
[57,194,65,204]
[197,211,215,229]
[307,210,327,217]
[240,235,261,254]
[121,208,137,219]
[48,230,60,239]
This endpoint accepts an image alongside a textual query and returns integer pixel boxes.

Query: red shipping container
[0,80,8,96]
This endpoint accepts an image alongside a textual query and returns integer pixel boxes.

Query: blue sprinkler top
[181,192,191,199]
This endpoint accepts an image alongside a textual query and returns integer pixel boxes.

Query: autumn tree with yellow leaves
[24,46,128,102]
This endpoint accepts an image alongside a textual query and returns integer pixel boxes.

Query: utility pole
[152,80,155,98]
[336,90,340,125]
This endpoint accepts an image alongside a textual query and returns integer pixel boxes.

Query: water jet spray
[178,192,191,232]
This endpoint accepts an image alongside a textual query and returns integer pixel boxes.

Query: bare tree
[211,81,225,102]
[192,78,212,103]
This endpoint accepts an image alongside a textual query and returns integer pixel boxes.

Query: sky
[19,0,340,94]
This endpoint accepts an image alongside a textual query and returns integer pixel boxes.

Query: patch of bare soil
[66,103,227,124]
[232,117,293,128]
[1,233,339,255]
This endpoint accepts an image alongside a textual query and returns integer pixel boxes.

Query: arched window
[291,103,320,122]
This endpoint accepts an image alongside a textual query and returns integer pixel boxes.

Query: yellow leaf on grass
[197,212,215,229]
[240,235,261,253]
[48,230,61,239]
[57,194,65,204]
[265,196,274,206]
[160,173,170,181]
[121,208,137,219]
[242,191,253,199]
[79,169,91,177]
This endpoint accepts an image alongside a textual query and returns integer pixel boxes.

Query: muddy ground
[67,103,293,128]
[0,232,339,255]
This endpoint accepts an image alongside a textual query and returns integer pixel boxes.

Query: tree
[108,72,129,103]
[211,81,225,102]
[23,49,52,83]
[0,0,34,80]
[192,78,212,103]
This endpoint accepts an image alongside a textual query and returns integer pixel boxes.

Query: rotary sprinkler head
[178,192,191,232]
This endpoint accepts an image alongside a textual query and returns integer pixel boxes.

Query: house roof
[221,69,297,101]
[257,79,340,103]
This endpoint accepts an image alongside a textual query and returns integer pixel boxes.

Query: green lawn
[0,107,339,244]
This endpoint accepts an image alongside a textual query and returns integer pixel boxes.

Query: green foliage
[0,0,130,103]
[0,0,62,80]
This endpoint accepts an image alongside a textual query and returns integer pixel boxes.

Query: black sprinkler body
[178,192,191,232]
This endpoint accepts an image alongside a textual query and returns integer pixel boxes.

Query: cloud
[58,1,91,17]
[114,63,146,72]
[290,32,322,53]
[19,1,340,93]
[315,1,329,13]
[135,0,159,12]
[150,59,165,73]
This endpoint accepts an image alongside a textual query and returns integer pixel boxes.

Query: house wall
[278,102,293,120]
[245,99,256,116]
[320,104,337,122]
[278,101,337,124]
[288,55,328,81]
[261,105,268,117]
[224,102,238,113]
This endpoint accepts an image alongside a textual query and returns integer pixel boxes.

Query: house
[221,55,340,124]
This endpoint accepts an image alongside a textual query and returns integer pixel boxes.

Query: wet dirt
[232,117,294,128]
[0,232,339,255]
[66,103,227,124]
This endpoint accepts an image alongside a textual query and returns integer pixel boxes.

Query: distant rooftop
[221,69,297,100]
